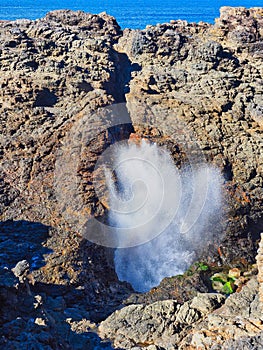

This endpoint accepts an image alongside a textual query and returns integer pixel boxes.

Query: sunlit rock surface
[0,7,263,349]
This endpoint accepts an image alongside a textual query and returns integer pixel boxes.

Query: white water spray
[107,140,223,292]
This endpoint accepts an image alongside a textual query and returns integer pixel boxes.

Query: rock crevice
[0,6,263,350]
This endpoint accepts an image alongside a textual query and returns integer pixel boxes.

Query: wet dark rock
[0,268,18,288]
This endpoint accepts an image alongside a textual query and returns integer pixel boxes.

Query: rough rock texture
[117,6,263,264]
[179,277,263,349]
[0,220,132,349]
[0,11,133,349]
[257,233,263,311]
[99,294,226,349]
[0,6,263,350]
[99,278,263,349]
[0,10,128,226]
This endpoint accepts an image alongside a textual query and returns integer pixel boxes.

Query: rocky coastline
[0,7,263,349]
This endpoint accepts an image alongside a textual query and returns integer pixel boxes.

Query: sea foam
[107,140,223,292]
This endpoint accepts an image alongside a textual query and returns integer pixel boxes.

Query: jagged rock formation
[0,11,133,349]
[117,6,263,264]
[0,10,127,226]
[257,233,263,311]
[99,278,263,349]
[99,293,226,349]
[0,6,262,350]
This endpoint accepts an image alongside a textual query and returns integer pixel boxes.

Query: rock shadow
[0,220,130,349]
[103,50,141,102]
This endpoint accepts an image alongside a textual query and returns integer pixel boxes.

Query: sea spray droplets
[107,140,182,247]
[108,140,223,292]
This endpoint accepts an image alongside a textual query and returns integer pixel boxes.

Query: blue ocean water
[0,0,262,28]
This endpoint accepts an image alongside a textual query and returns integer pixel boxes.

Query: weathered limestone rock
[179,277,263,349]
[116,6,263,265]
[256,233,263,311]
[0,12,132,350]
[0,6,263,350]
[99,294,226,349]
[0,7,262,266]
[0,10,127,229]
[11,260,29,279]
[99,278,263,349]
